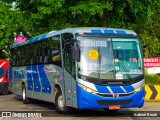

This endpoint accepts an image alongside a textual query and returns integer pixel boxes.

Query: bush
[144,74,160,84]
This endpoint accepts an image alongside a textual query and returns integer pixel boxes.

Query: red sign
[144,57,160,68]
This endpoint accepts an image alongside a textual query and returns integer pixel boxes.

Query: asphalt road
[0,94,160,120]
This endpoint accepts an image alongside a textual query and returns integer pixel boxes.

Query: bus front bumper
[76,85,144,109]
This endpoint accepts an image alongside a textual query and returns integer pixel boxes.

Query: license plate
[109,105,120,110]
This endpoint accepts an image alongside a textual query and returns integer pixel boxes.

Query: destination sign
[80,40,107,47]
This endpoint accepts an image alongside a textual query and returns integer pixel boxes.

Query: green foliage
[145,74,160,84]
[152,9,160,40]
[139,33,160,57]
[0,0,160,58]
[14,0,113,34]
[0,2,15,58]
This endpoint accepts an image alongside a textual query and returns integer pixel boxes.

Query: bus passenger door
[63,45,74,107]
[62,34,76,107]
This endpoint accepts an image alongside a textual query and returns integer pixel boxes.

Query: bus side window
[39,41,46,64]
[21,46,25,66]
[25,45,31,65]
[48,36,61,66]
[48,48,52,64]
[14,48,17,66]
[44,48,49,64]
[31,43,38,65]
[62,33,75,78]
[18,47,24,66]
[36,44,40,64]
[16,48,20,66]
[39,46,43,64]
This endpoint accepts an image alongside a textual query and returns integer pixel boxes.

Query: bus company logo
[112,93,119,98]
[1,112,42,118]
[2,112,12,117]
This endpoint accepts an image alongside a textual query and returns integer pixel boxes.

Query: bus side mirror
[71,44,80,62]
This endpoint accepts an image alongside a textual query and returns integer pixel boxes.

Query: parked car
[0,59,10,95]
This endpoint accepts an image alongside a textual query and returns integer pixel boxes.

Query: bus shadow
[14,95,55,110]
[14,95,133,117]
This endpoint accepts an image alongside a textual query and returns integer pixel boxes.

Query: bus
[0,59,10,95]
[9,27,144,113]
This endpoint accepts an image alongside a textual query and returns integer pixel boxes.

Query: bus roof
[11,27,137,49]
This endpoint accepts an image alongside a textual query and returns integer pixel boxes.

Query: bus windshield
[0,68,6,78]
[112,38,143,79]
[77,36,143,81]
[77,37,115,80]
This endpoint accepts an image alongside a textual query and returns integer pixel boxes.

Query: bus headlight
[134,86,143,92]
[78,83,97,93]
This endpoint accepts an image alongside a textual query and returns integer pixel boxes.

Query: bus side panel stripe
[38,65,51,94]
[32,65,41,92]
[26,66,33,91]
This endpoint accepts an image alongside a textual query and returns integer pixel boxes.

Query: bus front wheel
[22,85,30,104]
[55,90,68,113]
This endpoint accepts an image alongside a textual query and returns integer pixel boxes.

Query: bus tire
[2,85,9,95]
[55,90,68,113]
[22,85,30,104]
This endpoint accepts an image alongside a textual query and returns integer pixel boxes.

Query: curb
[145,85,160,101]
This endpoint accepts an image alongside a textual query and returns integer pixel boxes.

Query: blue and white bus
[9,27,144,113]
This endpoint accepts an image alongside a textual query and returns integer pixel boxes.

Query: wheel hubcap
[22,89,25,100]
[58,95,64,110]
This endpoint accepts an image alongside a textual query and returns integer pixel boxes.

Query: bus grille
[96,92,133,97]
[97,100,132,106]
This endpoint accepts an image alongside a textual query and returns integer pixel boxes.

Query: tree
[11,0,113,35]
[0,2,22,59]
[1,0,160,58]
[106,0,160,57]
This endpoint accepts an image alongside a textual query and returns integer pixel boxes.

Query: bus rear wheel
[22,85,30,104]
[55,90,68,113]
[2,85,9,95]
